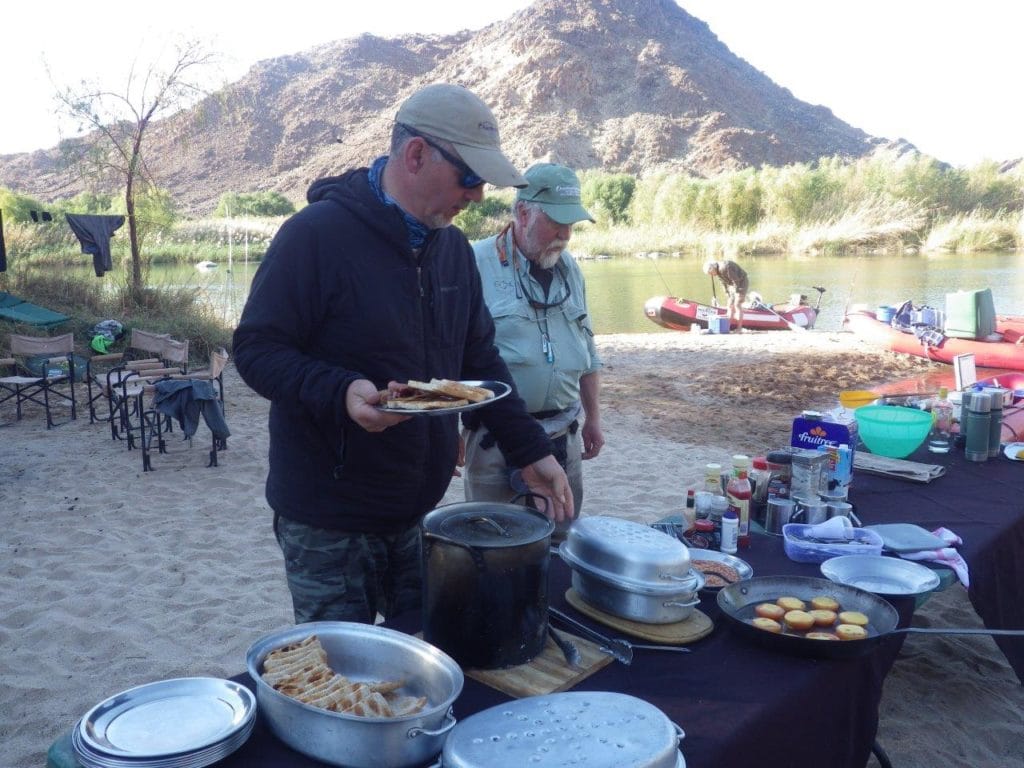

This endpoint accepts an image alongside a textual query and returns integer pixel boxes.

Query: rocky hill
[0,0,906,215]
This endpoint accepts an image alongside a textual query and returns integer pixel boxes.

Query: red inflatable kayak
[844,308,1024,371]
[644,296,818,332]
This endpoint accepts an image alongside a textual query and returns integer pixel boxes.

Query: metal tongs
[548,607,691,666]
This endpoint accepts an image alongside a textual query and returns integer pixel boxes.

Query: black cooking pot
[717,575,1024,660]
[421,497,554,669]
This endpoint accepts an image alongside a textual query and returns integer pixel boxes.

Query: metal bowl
[246,622,463,768]
[562,516,693,584]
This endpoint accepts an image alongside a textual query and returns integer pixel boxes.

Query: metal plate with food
[1002,441,1024,461]
[77,677,256,758]
[820,554,941,597]
[376,379,510,416]
[687,549,753,591]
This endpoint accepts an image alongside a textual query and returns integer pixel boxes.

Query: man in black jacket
[233,83,572,624]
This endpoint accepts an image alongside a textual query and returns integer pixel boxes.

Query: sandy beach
[1,329,1021,768]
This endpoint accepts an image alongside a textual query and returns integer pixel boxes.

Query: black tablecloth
[199,445,1023,768]
[219,536,911,768]
[849,444,1024,681]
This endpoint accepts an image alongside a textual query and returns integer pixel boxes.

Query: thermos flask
[963,391,992,462]
[983,387,1005,458]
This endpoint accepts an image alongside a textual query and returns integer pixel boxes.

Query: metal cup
[791,496,828,525]
[826,500,854,521]
[764,498,795,535]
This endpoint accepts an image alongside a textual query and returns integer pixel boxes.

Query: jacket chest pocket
[430,281,463,350]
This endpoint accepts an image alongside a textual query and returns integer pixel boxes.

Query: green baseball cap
[395,83,527,188]
[516,163,595,225]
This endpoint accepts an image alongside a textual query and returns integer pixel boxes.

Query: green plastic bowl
[855,405,933,458]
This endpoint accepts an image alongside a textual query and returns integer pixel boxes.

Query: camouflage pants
[273,515,422,624]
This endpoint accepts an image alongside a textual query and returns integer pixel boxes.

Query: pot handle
[672,721,686,746]
[510,491,551,517]
[407,707,457,740]
[663,597,701,609]
[422,530,487,572]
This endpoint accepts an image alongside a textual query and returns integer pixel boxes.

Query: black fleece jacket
[233,169,552,533]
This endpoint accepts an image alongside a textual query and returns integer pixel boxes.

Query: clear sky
[2,1,1021,167]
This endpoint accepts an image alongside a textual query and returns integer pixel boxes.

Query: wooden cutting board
[465,630,613,698]
[565,588,714,644]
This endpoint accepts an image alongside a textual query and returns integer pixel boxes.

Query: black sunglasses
[401,125,485,189]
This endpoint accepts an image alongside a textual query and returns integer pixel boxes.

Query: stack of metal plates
[71,677,256,768]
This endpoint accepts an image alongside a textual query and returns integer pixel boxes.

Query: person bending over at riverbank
[704,259,750,331]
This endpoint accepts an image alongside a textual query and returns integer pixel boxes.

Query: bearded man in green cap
[461,163,604,539]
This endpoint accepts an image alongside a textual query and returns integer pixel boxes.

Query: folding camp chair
[105,336,189,447]
[85,329,171,427]
[0,333,77,428]
[138,348,230,471]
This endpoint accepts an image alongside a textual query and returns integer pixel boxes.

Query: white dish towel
[898,527,970,587]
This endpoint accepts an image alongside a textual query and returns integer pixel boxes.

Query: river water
[142,249,1024,334]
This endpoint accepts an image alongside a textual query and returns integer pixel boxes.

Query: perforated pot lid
[439,691,685,768]
[562,516,692,583]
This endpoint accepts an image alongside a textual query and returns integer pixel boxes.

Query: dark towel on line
[65,213,125,276]
[0,209,7,272]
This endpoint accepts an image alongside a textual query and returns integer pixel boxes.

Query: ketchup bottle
[727,454,752,549]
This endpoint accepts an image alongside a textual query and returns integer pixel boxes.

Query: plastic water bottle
[927,387,953,453]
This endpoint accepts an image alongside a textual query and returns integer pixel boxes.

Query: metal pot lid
[561,543,703,596]
[439,691,684,768]
[423,502,554,547]
[562,517,692,583]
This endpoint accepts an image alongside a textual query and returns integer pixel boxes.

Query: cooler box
[876,305,896,323]
[945,289,996,339]
[708,316,730,334]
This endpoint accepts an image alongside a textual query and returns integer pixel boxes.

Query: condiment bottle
[682,488,696,533]
[709,496,728,550]
[720,510,738,554]
[704,463,724,496]
[726,454,752,549]
[750,456,770,526]
[927,387,953,454]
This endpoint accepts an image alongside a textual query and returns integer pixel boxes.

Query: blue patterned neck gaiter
[367,155,430,250]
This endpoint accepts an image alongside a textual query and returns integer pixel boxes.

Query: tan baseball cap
[517,163,594,225]
[395,83,527,188]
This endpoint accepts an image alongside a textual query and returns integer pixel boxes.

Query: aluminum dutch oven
[429,691,686,768]
[559,516,704,624]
